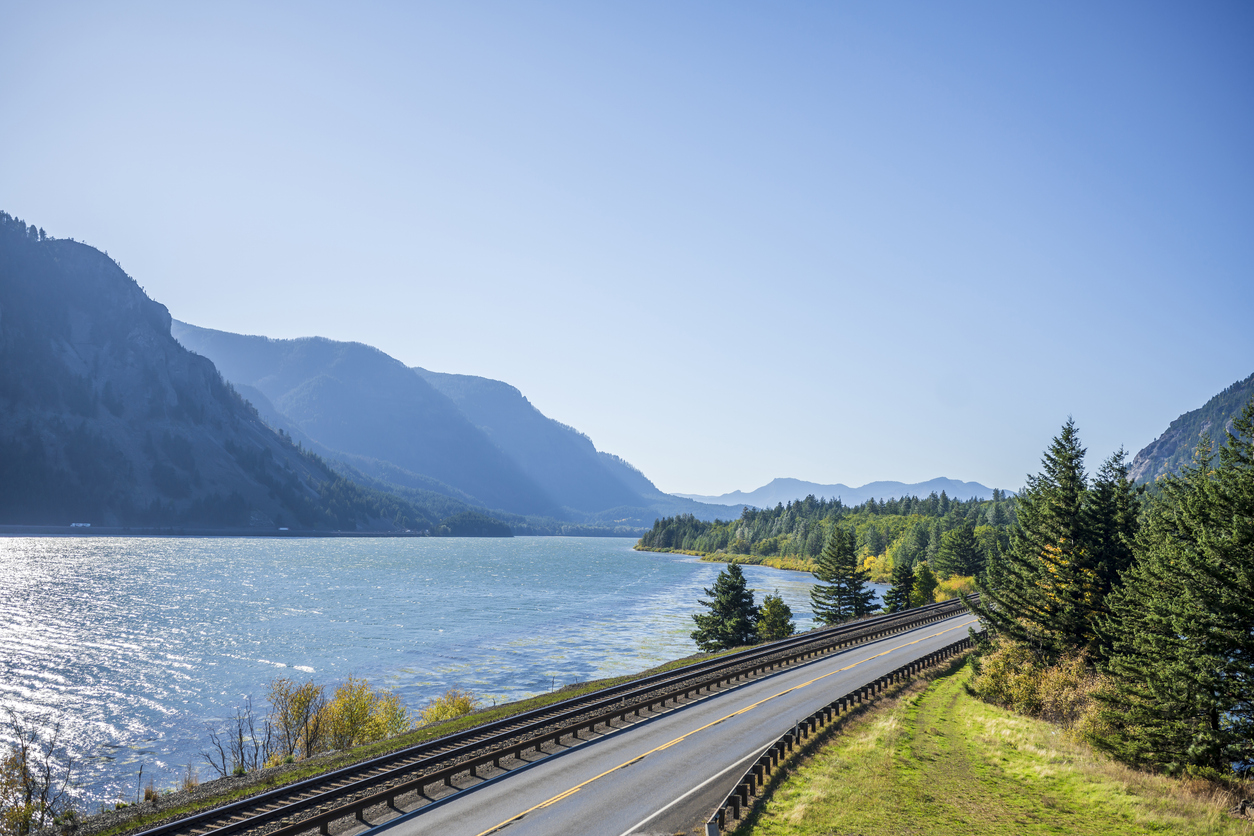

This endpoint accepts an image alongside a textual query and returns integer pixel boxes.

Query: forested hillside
[637,489,1015,580]
[0,210,451,532]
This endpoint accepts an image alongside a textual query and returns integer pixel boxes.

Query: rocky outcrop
[1129,373,1253,483]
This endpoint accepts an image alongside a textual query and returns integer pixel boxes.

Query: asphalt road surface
[370,611,979,836]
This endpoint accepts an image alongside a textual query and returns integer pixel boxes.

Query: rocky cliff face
[0,212,337,526]
[1129,372,1254,483]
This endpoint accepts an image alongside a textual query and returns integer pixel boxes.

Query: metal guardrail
[703,634,977,834]
[131,600,972,836]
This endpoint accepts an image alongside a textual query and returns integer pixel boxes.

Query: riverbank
[736,661,1251,835]
[632,544,817,573]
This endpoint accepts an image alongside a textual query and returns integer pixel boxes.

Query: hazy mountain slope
[234,381,480,504]
[677,476,1000,509]
[1130,372,1254,483]
[172,322,560,516]
[0,212,434,530]
[413,369,645,513]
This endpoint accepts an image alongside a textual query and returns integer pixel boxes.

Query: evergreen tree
[909,562,938,607]
[810,526,877,624]
[933,525,983,578]
[757,590,795,641]
[1093,402,1254,775]
[690,562,759,651]
[970,419,1099,658]
[882,558,915,613]
[1084,448,1141,617]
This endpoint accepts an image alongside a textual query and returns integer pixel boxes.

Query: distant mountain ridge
[676,476,1003,509]
[173,322,743,527]
[1130,372,1254,483]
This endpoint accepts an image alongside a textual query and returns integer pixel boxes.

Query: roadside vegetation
[970,402,1254,780]
[0,643,755,836]
[740,661,1250,835]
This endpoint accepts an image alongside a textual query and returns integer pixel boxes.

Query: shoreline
[634,544,818,574]
[0,524,489,539]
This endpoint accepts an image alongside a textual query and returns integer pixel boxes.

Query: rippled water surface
[0,536,880,806]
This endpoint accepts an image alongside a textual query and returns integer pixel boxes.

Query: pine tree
[757,590,795,641]
[909,562,938,607]
[1084,448,1141,624]
[810,526,877,624]
[933,525,983,578]
[690,562,759,651]
[882,558,915,613]
[1094,401,1254,775]
[970,419,1100,658]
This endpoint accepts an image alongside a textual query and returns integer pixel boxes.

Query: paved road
[371,612,978,836]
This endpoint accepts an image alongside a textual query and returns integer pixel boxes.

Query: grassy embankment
[737,661,1249,836]
[88,646,750,836]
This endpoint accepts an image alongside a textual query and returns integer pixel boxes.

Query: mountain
[413,369,645,513]
[0,211,438,531]
[676,476,1002,509]
[173,322,744,525]
[1130,372,1254,483]
[169,323,560,516]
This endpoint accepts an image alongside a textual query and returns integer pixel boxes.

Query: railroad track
[134,598,974,836]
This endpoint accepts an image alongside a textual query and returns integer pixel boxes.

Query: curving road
[365,611,978,836]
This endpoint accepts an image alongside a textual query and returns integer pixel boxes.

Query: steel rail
[132,598,974,836]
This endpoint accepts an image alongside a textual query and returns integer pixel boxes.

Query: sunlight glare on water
[0,535,878,807]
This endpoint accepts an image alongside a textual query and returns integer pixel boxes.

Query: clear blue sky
[3,2,1252,495]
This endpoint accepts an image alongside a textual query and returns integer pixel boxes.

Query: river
[0,535,883,807]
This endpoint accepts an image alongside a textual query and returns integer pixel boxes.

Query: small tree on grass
[691,562,759,651]
[882,559,915,613]
[810,526,877,624]
[757,590,795,641]
[419,689,479,726]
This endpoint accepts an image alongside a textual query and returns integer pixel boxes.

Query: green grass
[740,661,1249,836]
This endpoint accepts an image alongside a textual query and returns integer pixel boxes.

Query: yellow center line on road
[473,617,978,836]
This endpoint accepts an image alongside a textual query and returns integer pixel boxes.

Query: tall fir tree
[1093,401,1254,775]
[881,557,915,613]
[690,562,759,651]
[933,525,983,578]
[810,526,877,624]
[970,419,1101,658]
[1084,447,1141,631]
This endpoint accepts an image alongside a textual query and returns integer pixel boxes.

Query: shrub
[324,677,413,750]
[970,638,1106,731]
[933,574,976,602]
[419,689,480,726]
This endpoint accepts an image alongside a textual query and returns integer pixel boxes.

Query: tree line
[970,405,1254,780]
[638,489,1014,581]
